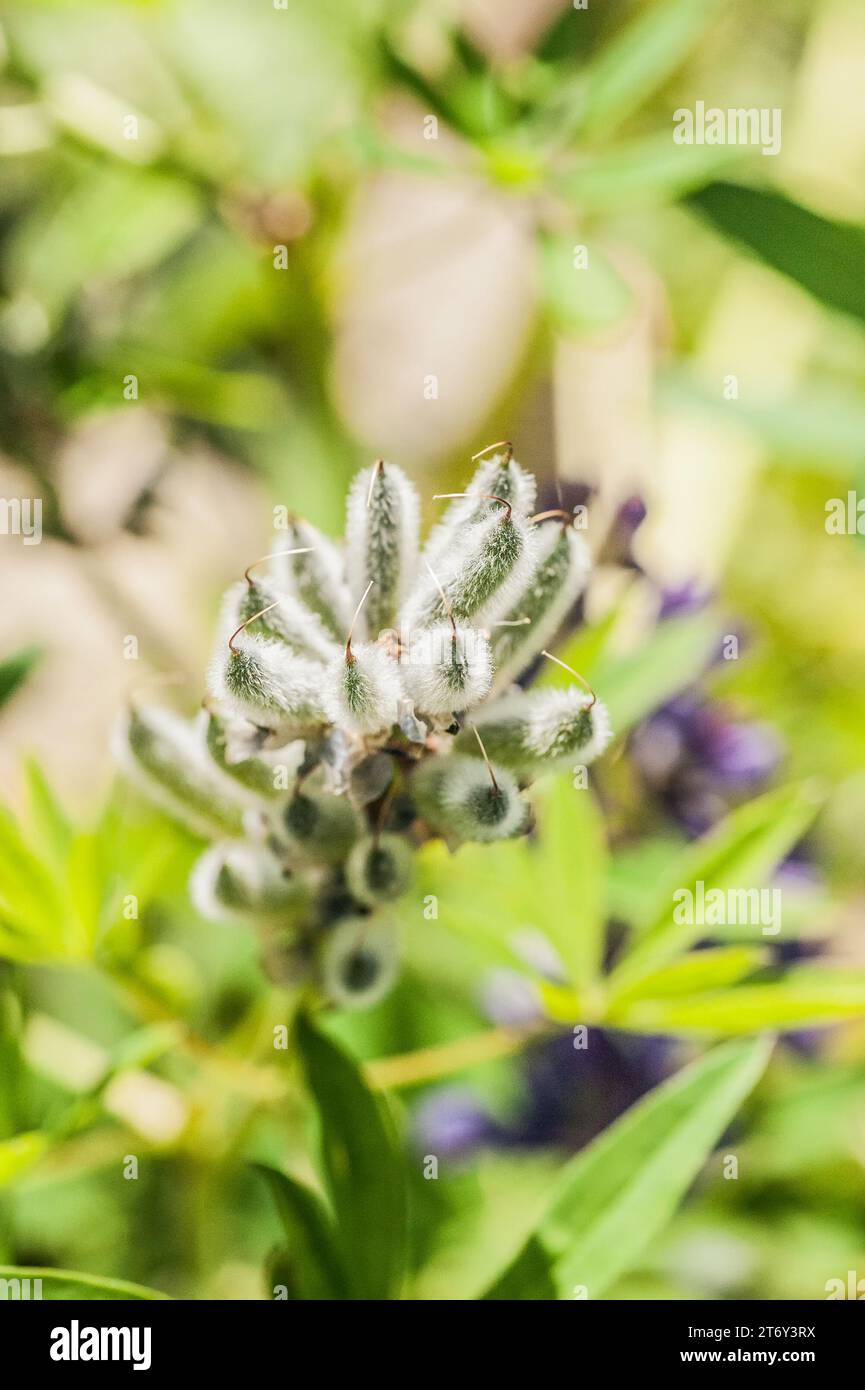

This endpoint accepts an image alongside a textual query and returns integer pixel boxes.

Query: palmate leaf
[615,969,865,1035]
[296,1014,407,1300]
[483,1036,771,1300]
[0,1266,169,1300]
[588,610,718,737]
[609,783,822,995]
[254,1164,350,1301]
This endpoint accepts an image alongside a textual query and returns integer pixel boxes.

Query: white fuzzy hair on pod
[345,461,420,640]
[400,509,537,634]
[219,581,339,665]
[209,630,327,729]
[318,916,399,1010]
[400,624,492,714]
[423,452,536,568]
[189,841,297,921]
[526,688,613,764]
[269,519,353,639]
[323,642,402,736]
[491,525,591,693]
[437,755,529,843]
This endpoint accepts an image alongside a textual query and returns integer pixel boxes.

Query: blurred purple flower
[411,1088,500,1160]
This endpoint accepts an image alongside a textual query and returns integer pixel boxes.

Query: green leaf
[579,0,725,138]
[483,1036,772,1299]
[254,1163,350,1301]
[609,946,768,1009]
[558,134,740,212]
[25,761,72,870]
[0,1132,50,1186]
[591,611,719,737]
[9,162,202,321]
[689,183,865,328]
[296,1014,407,1300]
[609,783,822,994]
[537,233,633,336]
[533,777,608,995]
[0,1266,169,1300]
[617,969,865,1035]
[0,646,41,710]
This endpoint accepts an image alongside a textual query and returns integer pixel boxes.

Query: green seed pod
[210,632,328,733]
[323,643,401,736]
[229,580,339,664]
[282,789,361,865]
[423,450,536,568]
[114,705,247,838]
[346,834,414,906]
[190,841,308,920]
[317,916,399,1010]
[413,754,529,843]
[460,688,613,771]
[491,522,590,693]
[270,520,352,641]
[346,460,420,638]
[401,506,535,632]
[400,623,492,715]
[204,709,302,799]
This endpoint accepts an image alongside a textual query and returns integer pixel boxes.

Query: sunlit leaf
[616,969,865,1035]
[609,784,822,993]
[484,1036,772,1299]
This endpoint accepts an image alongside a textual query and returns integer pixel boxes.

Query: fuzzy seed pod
[400,623,492,715]
[282,789,361,865]
[346,833,414,906]
[345,461,420,638]
[323,643,401,736]
[227,580,339,664]
[190,841,307,920]
[423,451,536,568]
[270,519,352,640]
[204,710,302,799]
[209,632,328,732]
[491,523,591,693]
[401,506,535,633]
[114,705,247,838]
[414,754,529,843]
[317,916,399,1010]
[461,688,613,771]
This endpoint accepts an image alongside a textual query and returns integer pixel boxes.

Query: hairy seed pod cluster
[116,445,610,1009]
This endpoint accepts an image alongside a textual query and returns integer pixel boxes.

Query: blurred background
[2,0,865,1300]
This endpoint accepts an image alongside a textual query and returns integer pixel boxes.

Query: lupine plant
[116,446,610,1012]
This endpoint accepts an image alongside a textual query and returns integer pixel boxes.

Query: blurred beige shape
[781,0,865,218]
[462,0,570,61]
[103,1069,189,1146]
[331,106,537,467]
[638,263,820,587]
[554,249,666,542]
[0,411,267,809]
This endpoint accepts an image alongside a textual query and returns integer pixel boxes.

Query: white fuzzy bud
[491,523,591,693]
[400,623,492,714]
[345,461,420,638]
[209,631,328,733]
[190,841,307,920]
[400,507,536,633]
[414,753,529,843]
[464,687,613,770]
[323,643,402,736]
[423,451,536,568]
[317,916,399,1010]
[270,519,352,640]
